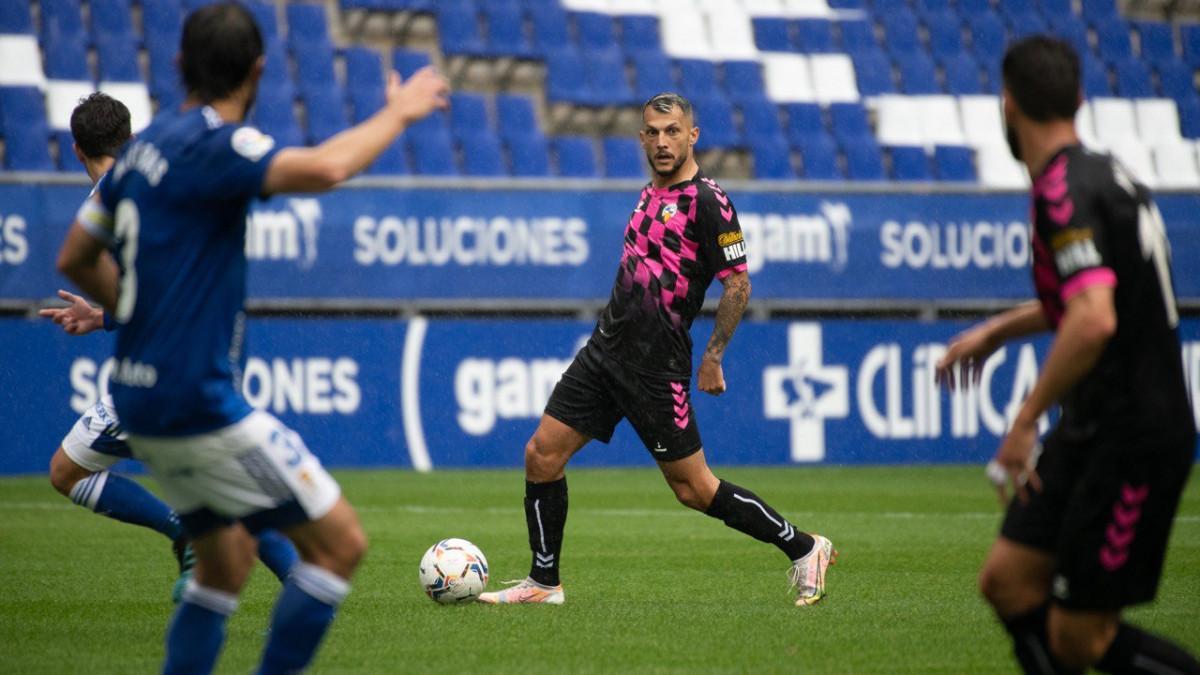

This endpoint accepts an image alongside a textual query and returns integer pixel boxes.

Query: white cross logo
[762,323,850,462]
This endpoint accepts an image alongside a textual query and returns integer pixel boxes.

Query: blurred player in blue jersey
[42,92,300,602]
[55,4,449,673]
[938,37,1197,675]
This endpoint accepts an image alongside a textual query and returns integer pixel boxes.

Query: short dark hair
[179,2,264,102]
[643,92,694,123]
[70,92,131,159]
[1002,35,1080,122]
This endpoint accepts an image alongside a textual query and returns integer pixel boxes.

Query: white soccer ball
[418,538,489,604]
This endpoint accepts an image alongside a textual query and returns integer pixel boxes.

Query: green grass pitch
[1,466,1196,674]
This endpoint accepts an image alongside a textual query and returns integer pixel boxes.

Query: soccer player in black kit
[479,93,836,607]
[937,37,1198,674]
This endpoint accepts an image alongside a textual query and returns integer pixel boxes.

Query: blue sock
[259,563,350,675]
[71,472,184,541]
[165,581,238,675]
[256,530,299,582]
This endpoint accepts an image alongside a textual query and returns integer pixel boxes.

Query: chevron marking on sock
[535,552,555,569]
[779,522,795,541]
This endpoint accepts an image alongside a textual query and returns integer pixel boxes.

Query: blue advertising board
[3,183,1198,303]
[2,316,1197,475]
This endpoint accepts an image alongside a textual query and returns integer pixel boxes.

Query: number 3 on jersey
[114,199,139,324]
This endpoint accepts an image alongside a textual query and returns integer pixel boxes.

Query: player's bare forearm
[703,271,750,364]
[1014,286,1115,427]
[56,223,119,314]
[982,301,1050,345]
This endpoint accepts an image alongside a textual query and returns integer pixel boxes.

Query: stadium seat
[43,34,91,81]
[619,15,662,55]
[796,133,842,179]
[3,126,54,170]
[436,5,487,57]
[1156,61,1196,104]
[0,87,48,131]
[795,19,835,52]
[1094,20,1134,62]
[0,3,34,33]
[631,52,677,101]
[602,137,646,178]
[460,134,508,176]
[933,145,977,182]
[763,54,814,102]
[1076,100,1101,148]
[530,4,571,57]
[742,103,786,145]
[1136,21,1176,62]
[147,32,181,101]
[588,50,636,106]
[40,0,85,42]
[1135,99,1183,146]
[553,136,599,177]
[1183,24,1200,68]
[750,141,797,179]
[1006,11,1046,39]
[838,19,877,55]
[1039,0,1073,19]
[743,0,789,17]
[96,36,141,82]
[693,97,741,149]
[545,50,593,105]
[90,0,134,44]
[875,95,924,146]
[959,95,1006,148]
[251,86,302,148]
[408,132,459,175]
[881,11,922,57]
[286,3,330,48]
[660,6,713,59]
[753,18,794,52]
[976,145,1028,188]
[54,130,83,172]
[889,146,932,180]
[943,54,984,95]
[45,80,94,130]
[926,12,965,60]
[810,54,859,103]
[1050,17,1091,61]
[496,94,542,142]
[293,40,337,96]
[677,60,721,103]
[143,0,183,35]
[1152,143,1200,189]
[851,50,896,96]
[366,140,409,175]
[245,0,279,43]
[344,47,385,92]
[843,137,885,180]
[707,5,759,60]
[1109,137,1157,186]
[393,49,433,79]
[1177,96,1200,138]
[828,101,870,144]
[1081,0,1118,25]
[576,12,618,52]
[969,13,1006,61]
[1113,59,1155,99]
[919,95,967,147]
[348,85,382,123]
[449,93,491,141]
[784,102,826,146]
[897,53,941,95]
[722,61,768,105]
[1082,58,1113,97]
[507,135,552,177]
[301,86,348,144]
[483,5,535,58]
[1092,98,1137,147]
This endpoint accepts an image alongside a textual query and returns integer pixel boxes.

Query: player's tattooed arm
[704,270,751,364]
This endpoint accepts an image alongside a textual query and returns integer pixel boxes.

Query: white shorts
[127,410,341,536]
[61,395,132,472]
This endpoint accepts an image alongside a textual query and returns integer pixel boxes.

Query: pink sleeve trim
[1061,267,1116,301]
[717,263,748,280]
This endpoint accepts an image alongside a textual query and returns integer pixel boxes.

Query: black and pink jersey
[592,171,748,376]
[1030,145,1191,436]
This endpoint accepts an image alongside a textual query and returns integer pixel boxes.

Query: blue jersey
[95,105,278,436]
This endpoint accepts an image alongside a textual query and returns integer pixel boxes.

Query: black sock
[704,480,815,560]
[1002,605,1082,675]
[1096,623,1200,674]
[525,477,567,587]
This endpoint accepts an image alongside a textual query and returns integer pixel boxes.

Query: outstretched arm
[39,289,106,335]
[935,301,1049,389]
[697,270,751,395]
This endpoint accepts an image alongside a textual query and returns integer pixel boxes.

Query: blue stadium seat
[741,104,785,145]
[436,4,486,57]
[366,140,409,175]
[694,98,741,150]
[530,4,570,57]
[483,5,535,58]
[914,0,953,17]
[1006,11,1046,38]
[722,61,767,102]
[545,50,593,105]
[553,136,598,177]
[54,130,83,172]
[897,53,940,94]
[261,39,291,88]
[631,53,676,101]
[838,19,878,55]
[602,137,645,178]
[1183,24,1200,68]
[1081,0,1117,25]
[407,109,449,136]
[957,0,993,19]
[784,103,826,147]
[1177,95,1200,138]
[348,86,383,123]
[1082,58,1112,97]
[576,12,617,52]
[408,132,459,175]
[753,18,793,52]
[96,36,141,81]
[795,19,835,53]
[90,0,134,43]
[1113,59,1155,98]
[943,54,984,94]
[245,1,279,42]
[1038,0,1073,19]
[449,93,490,141]
[998,0,1036,20]
[934,145,976,182]
[286,3,330,47]
[143,0,183,35]
[1136,22,1176,62]
[0,87,48,132]
[796,133,841,179]
[852,50,896,95]
[508,135,551,176]
[250,86,302,147]
[677,60,721,103]
[828,102,870,144]
[460,134,507,176]
[292,40,337,96]
[881,10,922,56]
[844,138,885,180]
[40,0,85,41]
[828,0,864,7]
[1157,60,1196,103]
[926,12,964,59]
[5,128,55,170]
[0,3,34,33]
[981,57,1002,93]
[1094,20,1133,62]
[183,0,218,12]
[872,0,909,12]
[393,49,433,79]
[750,142,796,180]
[1050,17,1090,60]
[588,50,636,106]
[969,12,1007,60]
[155,84,184,111]
[43,34,91,80]
[619,16,661,56]
[301,86,348,144]
[496,94,542,142]
[344,47,385,92]
[889,145,931,181]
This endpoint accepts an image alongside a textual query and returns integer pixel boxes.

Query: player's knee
[48,451,82,497]
[670,481,707,511]
[337,521,369,573]
[978,564,1037,616]
[524,435,564,482]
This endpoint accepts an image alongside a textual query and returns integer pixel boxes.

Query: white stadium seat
[605,0,658,13]
[1109,137,1158,188]
[100,82,154,133]
[659,4,714,58]
[561,0,612,11]
[0,35,46,87]
[1134,98,1183,146]
[762,53,815,102]
[917,95,966,146]
[782,0,836,18]
[1091,97,1137,148]
[1076,101,1101,149]
[958,95,1006,148]
[707,6,759,60]
[976,144,1030,188]
[1152,142,1200,189]
[809,53,859,103]
[875,95,924,146]
[742,0,789,17]
[45,80,96,130]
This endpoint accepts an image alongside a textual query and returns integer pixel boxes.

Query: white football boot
[478,577,564,605]
[789,534,837,607]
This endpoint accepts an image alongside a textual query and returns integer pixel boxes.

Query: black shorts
[544,341,702,462]
[1000,424,1195,610]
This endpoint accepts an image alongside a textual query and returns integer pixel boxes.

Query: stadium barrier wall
[3,316,1197,475]
[2,182,1199,305]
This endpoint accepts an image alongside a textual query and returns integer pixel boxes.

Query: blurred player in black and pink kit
[938,36,1197,674]
[479,93,836,608]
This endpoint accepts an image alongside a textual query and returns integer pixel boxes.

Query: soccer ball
[418,538,489,604]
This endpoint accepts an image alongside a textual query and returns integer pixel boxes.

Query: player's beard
[1005,122,1022,161]
[651,148,688,177]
